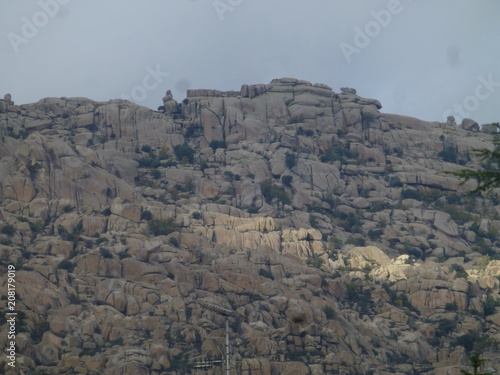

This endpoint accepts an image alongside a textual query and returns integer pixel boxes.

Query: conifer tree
[449,123,500,193]
[460,352,492,375]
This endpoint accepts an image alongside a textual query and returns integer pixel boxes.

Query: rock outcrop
[1,79,500,375]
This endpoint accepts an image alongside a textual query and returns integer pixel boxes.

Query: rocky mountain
[1,78,500,375]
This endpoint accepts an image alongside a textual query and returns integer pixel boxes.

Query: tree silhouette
[448,123,500,193]
[460,352,492,375]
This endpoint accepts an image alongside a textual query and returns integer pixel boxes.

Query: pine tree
[460,352,492,375]
[449,123,500,193]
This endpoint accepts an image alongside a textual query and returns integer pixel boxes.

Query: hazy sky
[1,0,499,125]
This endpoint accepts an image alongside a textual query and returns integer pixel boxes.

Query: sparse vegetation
[306,255,324,268]
[147,218,179,236]
[285,152,297,169]
[282,175,293,187]
[1,224,15,236]
[169,236,179,247]
[320,144,356,163]
[141,210,153,221]
[57,260,74,272]
[173,143,195,164]
[323,305,335,319]
[260,179,291,205]
[258,268,274,280]
[100,248,113,259]
[209,140,226,150]
[449,264,468,279]
[5,78,500,375]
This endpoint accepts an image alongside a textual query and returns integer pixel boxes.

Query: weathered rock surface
[1,79,500,374]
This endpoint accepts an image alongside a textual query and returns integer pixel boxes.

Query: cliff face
[0,79,499,375]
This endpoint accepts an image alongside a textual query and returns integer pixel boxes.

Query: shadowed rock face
[0,80,499,374]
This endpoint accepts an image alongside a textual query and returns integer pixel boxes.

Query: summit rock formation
[0,78,499,375]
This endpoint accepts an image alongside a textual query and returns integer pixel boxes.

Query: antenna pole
[203,303,234,375]
[226,316,230,375]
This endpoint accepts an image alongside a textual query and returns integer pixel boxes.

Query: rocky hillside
[1,78,500,375]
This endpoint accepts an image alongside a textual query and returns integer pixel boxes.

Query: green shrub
[260,179,273,202]
[107,337,124,346]
[345,282,360,301]
[295,126,314,136]
[260,179,291,205]
[173,143,195,164]
[446,193,461,205]
[309,215,319,228]
[483,295,500,316]
[57,260,74,272]
[209,140,226,150]
[367,229,383,241]
[441,205,472,225]
[1,224,15,236]
[453,332,498,353]
[148,218,179,236]
[438,146,458,163]
[306,255,324,268]
[69,293,81,304]
[337,212,363,233]
[169,237,179,247]
[346,236,365,247]
[200,161,209,172]
[31,321,50,344]
[138,157,161,168]
[95,237,108,245]
[141,145,152,153]
[368,202,389,212]
[150,169,161,179]
[141,210,153,221]
[258,268,274,280]
[323,305,335,319]
[436,318,457,336]
[320,145,355,163]
[445,302,457,311]
[388,176,403,188]
[100,248,113,259]
[401,189,422,200]
[420,188,442,203]
[285,152,296,169]
[29,221,44,234]
[449,264,468,278]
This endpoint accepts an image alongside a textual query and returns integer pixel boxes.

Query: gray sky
[1,0,499,125]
